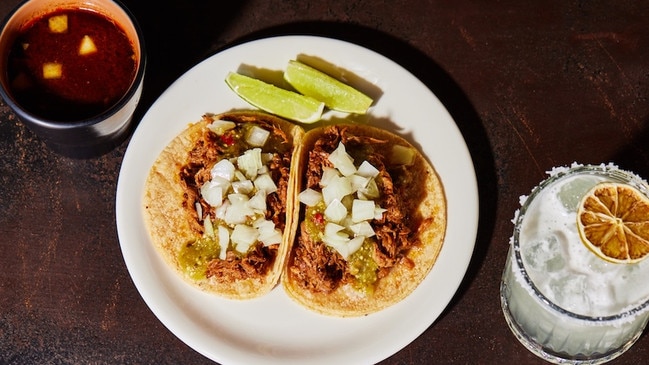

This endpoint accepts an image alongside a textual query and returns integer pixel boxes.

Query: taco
[282,124,447,316]
[143,111,304,299]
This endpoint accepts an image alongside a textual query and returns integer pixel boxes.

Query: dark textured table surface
[2,1,649,364]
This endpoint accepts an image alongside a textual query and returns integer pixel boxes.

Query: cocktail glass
[501,164,649,364]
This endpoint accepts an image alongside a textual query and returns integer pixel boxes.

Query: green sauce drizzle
[348,239,379,293]
[178,236,220,280]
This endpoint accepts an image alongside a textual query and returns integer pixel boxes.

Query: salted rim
[511,163,649,323]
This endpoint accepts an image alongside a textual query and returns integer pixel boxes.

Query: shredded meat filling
[207,244,279,283]
[290,126,420,294]
[179,114,292,282]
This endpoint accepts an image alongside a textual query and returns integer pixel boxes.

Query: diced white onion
[351,199,376,223]
[252,217,271,229]
[295,140,388,261]
[257,165,269,175]
[224,206,252,225]
[224,194,255,224]
[217,225,230,260]
[246,125,270,147]
[234,170,247,182]
[248,190,267,212]
[231,224,259,253]
[227,193,249,205]
[298,188,322,206]
[322,223,365,260]
[203,217,214,237]
[237,148,263,179]
[195,201,203,220]
[374,206,387,220]
[213,176,232,189]
[328,142,357,176]
[358,178,380,199]
[349,174,370,193]
[232,179,254,194]
[211,159,236,181]
[214,200,229,220]
[322,223,350,257]
[261,230,283,246]
[324,198,348,223]
[320,167,340,188]
[197,142,292,255]
[207,119,236,135]
[338,213,354,229]
[350,221,375,237]
[254,173,278,194]
[254,219,282,246]
[200,181,224,207]
[347,236,365,255]
[324,222,348,239]
[322,175,353,205]
[323,237,349,259]
[357,160,380,178]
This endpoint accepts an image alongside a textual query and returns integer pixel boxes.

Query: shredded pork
[179,114,292,283]
[289,126,419,293]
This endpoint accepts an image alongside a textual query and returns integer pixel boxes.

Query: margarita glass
[501,164,649,364]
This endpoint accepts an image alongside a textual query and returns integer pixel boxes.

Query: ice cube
[545,253,565,273]
[549,274,592,313]
[523,239,544,270]
[611,264,644,309]
[523,234,565,273]
[557,176,598,212]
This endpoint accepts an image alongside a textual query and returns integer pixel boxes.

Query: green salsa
[306,202,379,293]
[177,116,294,281]
[348,239,379,293]
[216,122,292,158]
[304,202,326,240]
[178,236,221,280]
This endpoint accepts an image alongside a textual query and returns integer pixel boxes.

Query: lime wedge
[225,72,325,124]
[283,60,373,114]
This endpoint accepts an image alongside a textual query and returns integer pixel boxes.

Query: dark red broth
[7,9,136,121]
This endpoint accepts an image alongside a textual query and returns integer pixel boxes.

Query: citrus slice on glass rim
[577,182,649,264]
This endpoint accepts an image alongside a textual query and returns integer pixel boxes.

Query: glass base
[500,281,639,365]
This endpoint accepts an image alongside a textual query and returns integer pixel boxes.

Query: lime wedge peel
[225,72,325,124]
[225,60,374,124]
[283,60,373,114]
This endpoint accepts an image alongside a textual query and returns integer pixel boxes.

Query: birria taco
[143,111,303,299]
[143,111,446,312]
[282,124,447,316]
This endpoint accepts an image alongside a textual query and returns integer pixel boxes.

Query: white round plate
[116,35,478,365]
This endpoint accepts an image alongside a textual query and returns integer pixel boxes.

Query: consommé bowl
[0,0,146,157]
